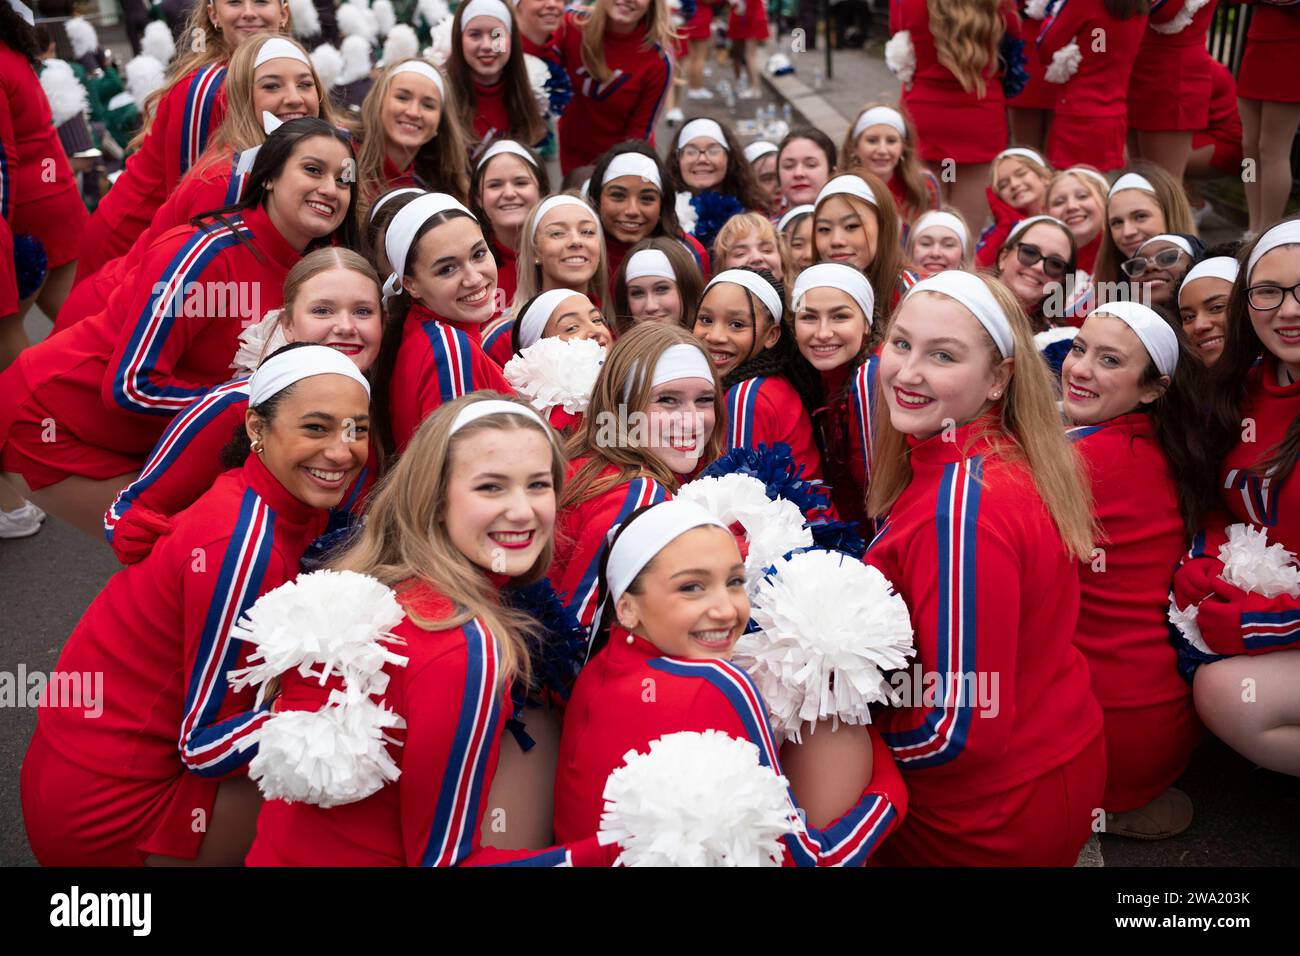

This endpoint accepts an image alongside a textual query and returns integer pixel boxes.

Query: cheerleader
[512,194,611,317]
[1126,0,1219,182]
[776,127,837,211]
[1063,301,1213,836]
[1185,55,1243,219]
[21,344,372,865]
[865,270,1105,865]
[612,237,705,332]
[1176,252,1238,366]
[0,2,89,355]
[778,203,816,274]
[74,0,290,280]
[790,262,878,526]
[552,498,908,864]
[669,118,768,254]
[693,267,823,480]
[447,0,546,155]
[713,212,794,282]
[839,104,940,231]
[811,173,911,325]
[1009,0,1056,151]
[105,248,384,563]
[365,186,427,279]
[727,0,770,96]
[1094,163,1196,286]
[1044,165,1109,274]
[551,0,675,174]
[1036,0,1149,173]
[355,58,471,213]
[993,215,1086,330]
[976,146,1053,269]
[515,0,566,53]
[470,140,550,315]
[678,0,715,101]
[0,118,356,536]
[551,323,725,625]
[510,288,613,354]
[744,140,781,214]
[1119,233,1203,313]
[371,192,512,454]
[907,209,973,277]
[1238,3,1300,234]
[243,394,616,865]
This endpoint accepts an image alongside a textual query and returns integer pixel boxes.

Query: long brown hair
[514,193,612,312]
[840,102,930,220]
[811,171,904,327]
[578,0,678,84]
[612,235,705,333]
[927,0,1003,98]
[666,119,768,213]
[1095,161,1197,286]
[448,6,545,147]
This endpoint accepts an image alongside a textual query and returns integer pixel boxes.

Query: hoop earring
[250,437,265,456]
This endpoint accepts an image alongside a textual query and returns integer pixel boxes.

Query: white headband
[606,500,727,604]
[743,141,779,164]
[995,147,1047,170]
[1005,214,1070,250]
[450,398,547,435]
[816,175,878,210]
[384,193,474,297]
[459,0,512,29]
[678,119,728,150]
[518,287,586,350]
[852,106,906,140]
[391,60,445,99]
[1137,233,1195,258]
[1180,256,1240,302]
[235,111,283,176]
[601,153,662,190]
[533,194,599,236]
[476,139,538,172]
[7,0,34,26]
[254,37,311,69]
[905,271,1014,359]
[369,186,424,223]
[1063,166,1111,194]
[911,210,968,254]
[703,269,784,324]
[1247,220,1300,277]
[624,249,675,282]
[622,342,715,404]
[791,263,876,326]
[1089,301,1179,376]
[1109,173,1156,198]
[248,344,371,407]
[777,204,814,232]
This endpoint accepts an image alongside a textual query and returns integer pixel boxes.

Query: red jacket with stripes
[725,374,823,483]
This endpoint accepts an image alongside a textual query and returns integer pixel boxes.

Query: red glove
[1172,555,1228,612]
[1187,572,1252,656]
[109,506,175,565]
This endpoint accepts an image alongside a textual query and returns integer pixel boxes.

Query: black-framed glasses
[1015,242,1069,280]
[1247,282,1300,311]
[1121,248,1186,278]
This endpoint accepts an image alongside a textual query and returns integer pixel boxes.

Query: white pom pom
[598,731,794,867]
[125,55,166,108]
[1168,598,1213,656]
[382,24,420,67]
[65,16,99,59]
[733,550,915,743]
[1024,0,1050,18]
[765,52,791,76]
[1033,325,1077,349]
[337,2,379,42]
[373,0,397,36]
[288,0,322,37]
[39,60,88,127]
[884,30,915,89]
[141,21,176,66]
[232,310,288,374]
[418,0,451,27]
[1218,523,1300,598]
[524,53,551,115]
[338,35,374,86]
[310,43,343,91]
[504,336,606,416]
[1151,0,1210,34]
[426,14,455,67]
[676,190,698,235]
[1045,39,1081,84]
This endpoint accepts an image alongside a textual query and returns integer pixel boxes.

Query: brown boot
[1106,788,1194,841]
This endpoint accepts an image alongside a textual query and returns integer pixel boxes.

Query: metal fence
[1206,3,1254,74]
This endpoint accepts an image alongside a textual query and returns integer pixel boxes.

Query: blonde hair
[1046,166,1109,218]
[713,212,796,285]
[867,274,1095,560]
[811,171,904,326]
[990,151,1053,193]
[840,101,932,220]
[1095,160,1197,285]
[279,247,380,320]
[333,392,566,692]
[514,193,611,313]
[906,204,974,270]
[578,0,678,84]
[927,0,1003,98]
[563,323,726,507]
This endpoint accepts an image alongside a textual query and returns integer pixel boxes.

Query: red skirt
[905,94,1010,164]
[1046,111,1128,172]
[11,187,89,271]
[1014,18,1057,111]
[727,0,769,41]
[682,0,715,41]
[1127,43,1212,131]
[1100,696,1203,813]
[1237,38,1300,103]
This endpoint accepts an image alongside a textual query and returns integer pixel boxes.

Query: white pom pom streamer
[1045,39,1081,83]
[1024,0,1050,18]
[426,14,455,67]
[125,55,166,108]
[598,730,795,867]
[338,2,380,42]
[1151,0,1210,34]
[1218,523,1300,598]
[288,0,322,37]
[310,43,343,91]
[373,0,397,36]
[338,35,374,86]
[504,336,606,417]
[525,53,551,116]
[418,0,451,27]
[141,21,175,66]
[884,30,915,89]
[1167,598,1213,656]
[65,16,98,59]
[733,550,915,743]
[232,310,289,374]
[382,24,420,66]
[675,190,698,236]
[39,60,88,127]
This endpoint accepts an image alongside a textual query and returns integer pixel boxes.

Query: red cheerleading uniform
[554,629,907,865]
[726,0,770,41]
[1237,5,1300,104]
[20,454,327,865]
[1126,0,1219,133]
[0,43,89,270]
[552,12,673,174]
[551,460,671,627]
[76,62,229,281]
[888,169,941,232]
[864,418,1105,866]
[246,577,615,866]
[0,205,299,489]
[471,79,513,148]
[725,375,822,482]
[490,235,520,312]
[890,0,1021,164]
[816,356,879,530]
[1037,0,1147,171]
[1076,230,1100,274]
[1191,55,1244,177]
[1013,5,1056,111]
[1068,414,1201,812]
[387,301,513,452]
[481,315,516,367]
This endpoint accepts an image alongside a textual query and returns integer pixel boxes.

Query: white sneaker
[0,501,45,539]
[664,107,685,126]
[738,87,763,100]
[686,87,715,101]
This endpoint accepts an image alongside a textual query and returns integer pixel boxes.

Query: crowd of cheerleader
[1,0,1298,867]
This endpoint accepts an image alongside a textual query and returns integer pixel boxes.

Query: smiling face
[879,292,1012,439]
[1047,174,1103,249]
[462,15,511,83]
[283,268,383,371]
[444,425,556,577]
[815,194,877,272]
[515,0,564,39]
[786,216,814,271]
[626,275,683,325]
[252,57,320,123]
[606,0,652,31]
[617,525,749,660]
[479,153,540,240]
[779,138,830,207]
[994,158,1047,213]
[1108,189,1166,258]
[693,282,780,376]
[910,225,964,277]
[1179,276,1233,365]
[1130,239,1191,309]
[1061,314,1166,425]
[794,286,867,372]
[996,222,1071,312]
[854,124,904,180]
[535,205,600,290]
[1247,245,1300,380]
[250,373,371,509]
[679,136,728,192]
[383,70,442,156]
[209,0,287,44]
[543,292,613,348]
[405,215,499,324]
[643,376,717,475]
[599,173,661,245]
[752,153,780,210]
[263,135,351,252]
[722,228,783,280]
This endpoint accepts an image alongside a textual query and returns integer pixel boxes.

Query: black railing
[1206,4,1254,74]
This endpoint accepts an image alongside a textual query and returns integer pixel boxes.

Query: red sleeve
[974,189,1021,268]
[1037,0,1090,59]
[161,65,229,193]
[150,161,236,238]
[0,73,17,222]
[626,49,672,145]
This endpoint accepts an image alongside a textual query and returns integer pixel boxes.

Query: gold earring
[250,437,265,456]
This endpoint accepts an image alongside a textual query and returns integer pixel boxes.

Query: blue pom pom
[1039,338,1074,379]
[1000,35,1029,100]
[503,576,588,703]
[1168,620,1223,685]
[701,442,833,517]
[14,233,48,300]
[299,509,362,573]
[544,59,572,116]
[689,190,745,254]
[806,516,867,559]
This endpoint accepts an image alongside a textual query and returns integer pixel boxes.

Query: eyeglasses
[1015,242,1069,280]
[1121,248,1186,278]
[1247,282,1300,311]
[680,144,726,161]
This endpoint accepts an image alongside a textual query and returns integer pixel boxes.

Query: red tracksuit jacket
[817,356,878,528]
[0,44,83,218]
[725,374,823,483]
